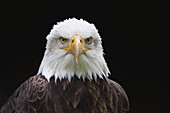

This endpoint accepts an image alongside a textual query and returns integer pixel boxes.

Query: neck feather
[38,50,110,82]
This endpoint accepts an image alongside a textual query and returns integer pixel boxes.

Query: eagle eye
[60,37,67,44]
[85,37,92,44]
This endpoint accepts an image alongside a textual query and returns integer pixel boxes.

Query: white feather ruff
[38,18,110,82]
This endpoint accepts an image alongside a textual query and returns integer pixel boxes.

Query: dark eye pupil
[86,37,92,44]
[60,37,67,44]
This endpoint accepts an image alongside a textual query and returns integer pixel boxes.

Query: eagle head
[38,18,110,81]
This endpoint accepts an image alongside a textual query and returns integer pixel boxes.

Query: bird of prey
[0,18,129,113]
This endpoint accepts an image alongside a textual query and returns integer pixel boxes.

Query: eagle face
[38,18,110,81]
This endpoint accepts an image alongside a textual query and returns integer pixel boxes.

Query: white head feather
[38,18,110,82]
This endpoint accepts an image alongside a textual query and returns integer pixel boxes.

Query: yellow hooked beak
[62,35,89,64]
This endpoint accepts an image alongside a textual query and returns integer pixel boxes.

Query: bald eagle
[0,18,129,113]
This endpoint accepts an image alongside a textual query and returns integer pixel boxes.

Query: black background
[0,1,170,113]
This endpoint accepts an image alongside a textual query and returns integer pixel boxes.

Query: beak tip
[76,58,79,64]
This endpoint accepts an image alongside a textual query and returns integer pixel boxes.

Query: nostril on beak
[72,39,74,43]
[80,39,82,43]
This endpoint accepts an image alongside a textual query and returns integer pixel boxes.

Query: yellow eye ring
[85,37,92,44]
[60,37,67,44]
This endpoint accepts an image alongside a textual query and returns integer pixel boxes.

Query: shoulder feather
[107,78,130,113]
[0,75,50,113]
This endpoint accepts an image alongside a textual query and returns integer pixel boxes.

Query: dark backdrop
[0,2,169,113]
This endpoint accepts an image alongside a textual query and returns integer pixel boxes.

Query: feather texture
[0,75,129,113]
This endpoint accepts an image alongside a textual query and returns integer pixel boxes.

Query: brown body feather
[0,75,129,113]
